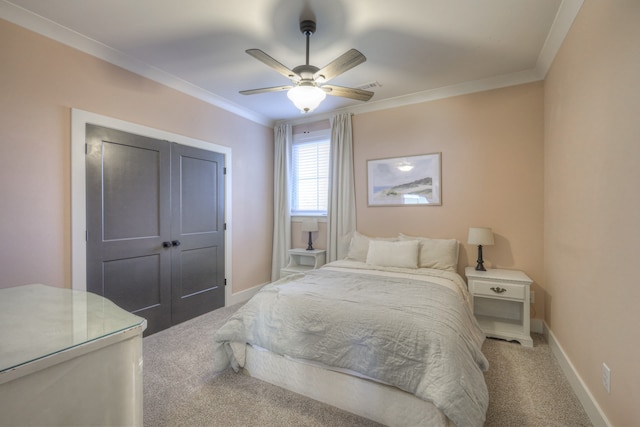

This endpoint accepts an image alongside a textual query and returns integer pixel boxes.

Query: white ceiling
[1,0,583,126]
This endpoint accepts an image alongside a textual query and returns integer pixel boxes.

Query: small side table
[280,248,326,278]
[465,267,533,347]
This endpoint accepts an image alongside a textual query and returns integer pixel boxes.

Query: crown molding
[349,68,544,116]
[0,1,273,127]
[536,0,584,77]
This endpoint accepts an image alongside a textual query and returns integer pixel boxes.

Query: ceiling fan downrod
[300,20,316,66]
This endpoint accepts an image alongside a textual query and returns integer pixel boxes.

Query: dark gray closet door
[170,143,225,325]
[86,124,172,335]
[86,125,226,335]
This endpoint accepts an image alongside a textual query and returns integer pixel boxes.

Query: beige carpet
[143,304,592,426]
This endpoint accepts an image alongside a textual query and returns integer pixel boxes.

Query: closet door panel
[101,142,161,240]
[170,144,225,325]
[102,255,162,312]
[86,124,172,336]
[179,246,219,296]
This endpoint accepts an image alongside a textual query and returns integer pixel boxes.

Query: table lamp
[468,227,494,271]
[301,218,318,251]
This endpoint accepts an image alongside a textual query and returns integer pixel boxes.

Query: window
[291,130,330,215]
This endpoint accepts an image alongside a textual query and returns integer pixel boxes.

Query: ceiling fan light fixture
[241,19,372,111]
[287,83,326,113]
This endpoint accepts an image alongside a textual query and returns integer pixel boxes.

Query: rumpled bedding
[212,260,489,427]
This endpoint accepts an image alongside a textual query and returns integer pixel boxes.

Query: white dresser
[0,284,147,426]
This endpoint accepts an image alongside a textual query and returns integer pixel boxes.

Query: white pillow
[346,231,371,262]
[365,240,419,269]
[346,231,398,262]
[399,233,459,271]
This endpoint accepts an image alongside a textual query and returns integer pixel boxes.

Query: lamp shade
[467,227,494,246]
[301,218,318,232]
[287,84,326,113]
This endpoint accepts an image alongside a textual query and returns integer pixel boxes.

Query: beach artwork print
[367,153,441,206]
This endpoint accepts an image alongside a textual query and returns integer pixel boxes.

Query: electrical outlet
[602,363,611,393]
[530,290,535,304]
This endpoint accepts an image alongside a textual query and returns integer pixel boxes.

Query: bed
[213,233,489,427]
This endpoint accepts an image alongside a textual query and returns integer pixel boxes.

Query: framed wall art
[367,153,441,206]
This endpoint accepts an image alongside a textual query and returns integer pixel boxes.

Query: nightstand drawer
[471,280,525,300]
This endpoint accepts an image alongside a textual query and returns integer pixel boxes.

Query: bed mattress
[243,344,454,426]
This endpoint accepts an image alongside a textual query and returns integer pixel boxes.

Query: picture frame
[367,153,441,206]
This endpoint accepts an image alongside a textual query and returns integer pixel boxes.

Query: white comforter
[213,260,489,427]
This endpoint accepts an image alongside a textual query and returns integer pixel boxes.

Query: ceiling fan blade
[313,49,366,82]
[239,85,293,95]
[246,49,301,83]
[322,85,374,101]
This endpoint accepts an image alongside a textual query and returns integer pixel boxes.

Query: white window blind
[291,132,330,215]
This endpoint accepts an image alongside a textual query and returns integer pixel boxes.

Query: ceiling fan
[240,19,374,113]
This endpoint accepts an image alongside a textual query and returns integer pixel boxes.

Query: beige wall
[352,83,545,318]
[544,1,640,424]
[0,19,274,294]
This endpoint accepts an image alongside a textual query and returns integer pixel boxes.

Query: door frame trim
[71,109,233,305]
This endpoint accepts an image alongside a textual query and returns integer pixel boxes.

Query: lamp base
[475,245,486,271]
[306,231,314,251]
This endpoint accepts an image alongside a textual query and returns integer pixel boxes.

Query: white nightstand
[280,248,326,278]
[465,267,533,347]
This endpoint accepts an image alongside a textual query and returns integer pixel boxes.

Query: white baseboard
[227,282,268,306]
[543,323,611,427]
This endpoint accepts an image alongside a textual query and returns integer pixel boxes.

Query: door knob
[162,241,172,248]
[172,240,181,247]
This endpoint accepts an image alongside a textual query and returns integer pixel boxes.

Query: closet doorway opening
[71,110,233,335]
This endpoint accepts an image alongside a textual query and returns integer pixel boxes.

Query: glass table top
[0,284,146,373]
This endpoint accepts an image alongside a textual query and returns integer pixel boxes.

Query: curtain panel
[271,124,292,280]
[327,113,357,262]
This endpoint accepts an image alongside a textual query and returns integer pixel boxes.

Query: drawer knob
[490,286,507,294]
